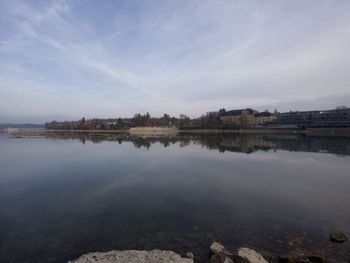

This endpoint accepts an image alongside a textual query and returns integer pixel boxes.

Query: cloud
[1,0,350,122]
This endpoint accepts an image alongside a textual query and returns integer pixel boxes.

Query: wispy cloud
[1,0,350,122]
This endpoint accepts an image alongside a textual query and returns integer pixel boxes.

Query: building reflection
[44,132,350,156]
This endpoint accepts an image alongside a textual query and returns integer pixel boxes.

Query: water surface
[0,133,349,262]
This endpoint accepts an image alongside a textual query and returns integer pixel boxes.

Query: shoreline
[7,127,350,137]
[68,240,348,263]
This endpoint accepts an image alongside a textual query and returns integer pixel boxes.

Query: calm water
[0,133,349,262]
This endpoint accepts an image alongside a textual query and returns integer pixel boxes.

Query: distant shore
[180,127,350,136]
[6,127,350,137]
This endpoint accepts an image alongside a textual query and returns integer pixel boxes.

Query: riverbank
[68,240,348,263]
[8,127,350,138]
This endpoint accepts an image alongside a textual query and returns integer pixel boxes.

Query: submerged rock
[330,232,348,243]
[278,255,298,263]
[238,247,268,263]
[299,256,327,263]
[278,255,327,263]
[67,249,194,263]
[210,242,232,257]
[209,242,234,263]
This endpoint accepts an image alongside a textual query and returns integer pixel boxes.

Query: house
[221,108,258,128]
[252,112,276,126]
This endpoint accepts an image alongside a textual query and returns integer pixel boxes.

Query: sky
[0,0,350,123]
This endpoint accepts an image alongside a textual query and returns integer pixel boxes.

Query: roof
[222,108,258,116]
[254,112,275,117]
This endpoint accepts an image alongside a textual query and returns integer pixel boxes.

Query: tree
[78,117,86,129]
[238,114,250,128]
[117,118,123,126]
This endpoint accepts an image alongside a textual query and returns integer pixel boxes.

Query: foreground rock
[67,249,194,263]
[238,247,268,263]
[210,242,232,257]
[210,241,233,263]
[329,232,348,243]
[210,242,268,263]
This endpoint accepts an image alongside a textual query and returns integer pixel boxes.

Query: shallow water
[0,133,349,262]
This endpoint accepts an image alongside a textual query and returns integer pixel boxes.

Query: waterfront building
[274,107,350,128]
[221,109,276,128]
[221,108,258,128]
[251,112,277,126]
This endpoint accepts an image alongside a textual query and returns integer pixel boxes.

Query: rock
[210,242,232,256]
[278,255,327,263]
[186,252,194,259]
[67,249,194,263]
[262,254,273,262]
[209,242,233,263]
[257,250,273,262]
[330,232,348,243]
[238,247,268,263]
[278,255,298,263]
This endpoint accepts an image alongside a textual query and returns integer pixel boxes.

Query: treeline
[44,109,228,130]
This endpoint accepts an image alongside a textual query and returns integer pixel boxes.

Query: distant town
[42,106,350,130]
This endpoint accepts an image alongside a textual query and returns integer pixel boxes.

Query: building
[274,107,350,128]
[221,108,258,128]
[252,112,277,126]
[221,109,276,128]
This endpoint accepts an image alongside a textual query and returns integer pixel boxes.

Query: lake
[0,132,349,262]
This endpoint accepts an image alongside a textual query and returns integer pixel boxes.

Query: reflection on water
[0,133,349,262]
[47,132,350,156]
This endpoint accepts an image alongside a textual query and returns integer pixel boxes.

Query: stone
[67,249,194,263]
[279,256,327,263]
[330,232,348,243]
[278,255,298,263]
[210,242,226,255]
[238,247,268,263]
[186,252,194,259]
[210,242,233,257]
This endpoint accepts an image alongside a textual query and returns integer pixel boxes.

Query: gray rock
[186,252,194,260]
[330,232,348,243]
[210,242,232,257]
[209,242,234,263]
[210,242,226,255]
[237,247,268,263]
[67,249,194,263]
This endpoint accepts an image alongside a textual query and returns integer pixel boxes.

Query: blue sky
[1,0,350,123]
